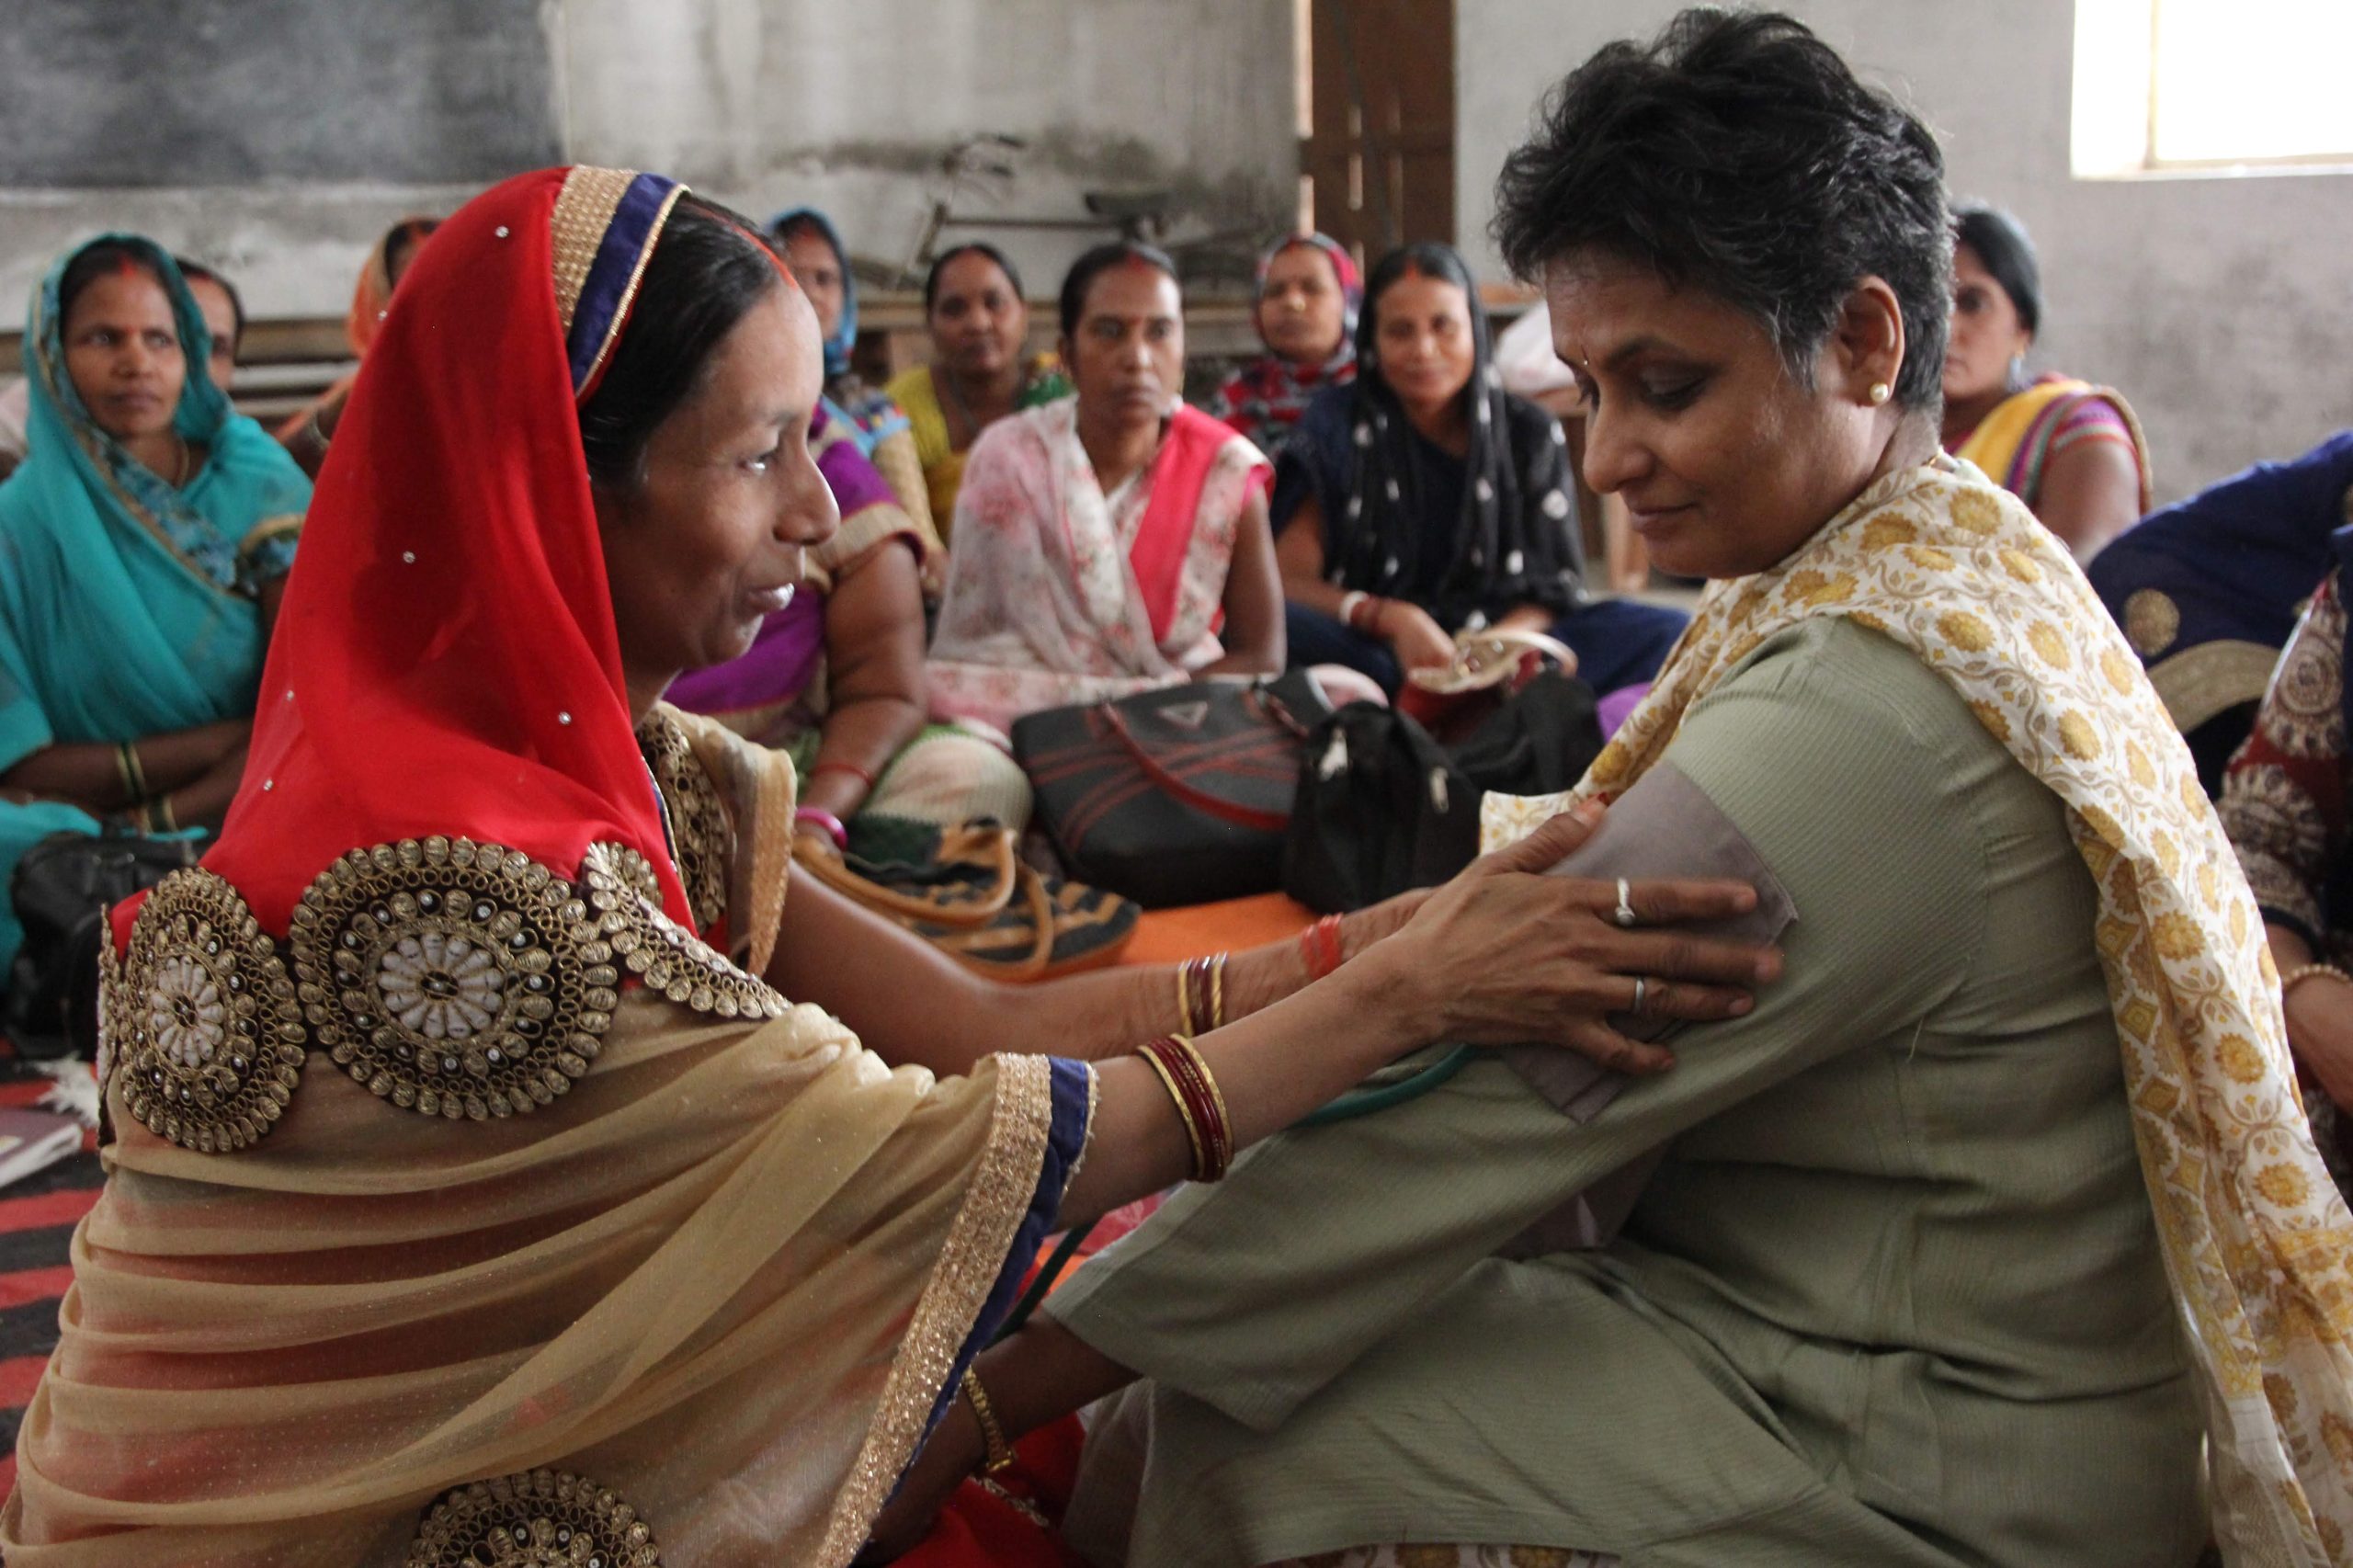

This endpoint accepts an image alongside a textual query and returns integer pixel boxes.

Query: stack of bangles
[1135,1033,1233,1182]
[1337,590,1386,635]
[1176,951,1227,1036]
[114,742,179,834]
[1300,913,1347,982]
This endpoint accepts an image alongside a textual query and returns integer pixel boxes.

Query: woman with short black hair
[872,12,2343,1564]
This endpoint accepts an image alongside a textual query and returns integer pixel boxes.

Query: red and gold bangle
[1177,954,1227,1035]
[810,758,877,790]
[1300,915,1347,982]
[1166,1038,1233,1179]
[1139,1034,1232,1181]
[1136,1036,1209,1177]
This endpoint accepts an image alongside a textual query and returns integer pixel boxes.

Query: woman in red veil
[0,167,1768,1566]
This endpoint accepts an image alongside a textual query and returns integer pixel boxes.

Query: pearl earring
[1867,381,1892,406]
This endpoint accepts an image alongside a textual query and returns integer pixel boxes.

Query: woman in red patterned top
[2219,553,2353,1194]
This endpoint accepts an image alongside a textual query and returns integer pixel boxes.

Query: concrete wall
[0,0,1298,322]
[1456,0,2353,502]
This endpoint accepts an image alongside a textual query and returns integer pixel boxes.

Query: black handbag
[1012,670,1330,908]
[1282,671,1604,913]
[5,830,200,1060]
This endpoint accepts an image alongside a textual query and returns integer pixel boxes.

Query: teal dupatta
[0,234,311,971]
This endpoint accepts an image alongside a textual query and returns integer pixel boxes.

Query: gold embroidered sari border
[813,1051,1056,1567]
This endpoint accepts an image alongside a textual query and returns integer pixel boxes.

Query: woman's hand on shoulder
[1358,802,1779,1074]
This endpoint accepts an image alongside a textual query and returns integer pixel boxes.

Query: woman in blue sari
[0,234,310,969]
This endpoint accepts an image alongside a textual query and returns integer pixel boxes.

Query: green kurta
[1047,618,2206,1568]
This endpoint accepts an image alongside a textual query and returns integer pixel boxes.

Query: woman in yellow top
[1940,203,2150,562]
[884,243,1069,538]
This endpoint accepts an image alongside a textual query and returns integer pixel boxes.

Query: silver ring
[1614,877,1639,928]
[1631,975,1649,1016]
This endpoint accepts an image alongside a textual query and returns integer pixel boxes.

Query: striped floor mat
[0,1069,104,1499]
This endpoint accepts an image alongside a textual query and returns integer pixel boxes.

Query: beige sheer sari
[4,709,1092,1566]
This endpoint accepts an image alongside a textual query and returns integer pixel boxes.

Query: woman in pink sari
[926,244,1284,736]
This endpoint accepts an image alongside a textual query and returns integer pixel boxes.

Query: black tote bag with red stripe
[1011,671,1329,908]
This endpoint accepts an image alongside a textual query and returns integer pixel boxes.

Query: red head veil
[176,167,698,939]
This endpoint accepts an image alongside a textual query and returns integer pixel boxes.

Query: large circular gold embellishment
[578,842,790,1021]
[405,1468,661,1567]
[290,838,619,1120]
[114,870,304,1153]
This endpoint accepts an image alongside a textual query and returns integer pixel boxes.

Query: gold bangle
[1135,1038,1208,1178]
[116,742,149,806]
[153,792,178,834]
[960,1366,1017,1475]
[1175,962,1193,1036]
[1165,1034,1232,1172]
[1208,952,1227,1031]
[2283,962,2353,998]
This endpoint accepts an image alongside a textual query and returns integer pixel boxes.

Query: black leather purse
[1012,671,1329,908]
[1283,672,1605,913]
[6,830,200,1059]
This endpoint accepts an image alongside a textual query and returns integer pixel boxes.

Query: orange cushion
[1120,892,1318,966]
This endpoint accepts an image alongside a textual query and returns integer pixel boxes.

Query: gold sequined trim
[578,843,790,1021]
[290,838,619,1121]
[550,166,636,340]
[2123,587,2182,659]
[638,709,733,933]
[406,1467,660,1567]
[549,166,688,403]
[112,870,306,1153]
[2147,638,2286,734]
[816,1051,1056,1562]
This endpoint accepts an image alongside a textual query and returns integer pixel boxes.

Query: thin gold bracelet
[959,1366,1017,1474]
[1174,962,1193,1036]
[116,742,149,806]
[153,792,178,834]
[1208,952,1227,1030]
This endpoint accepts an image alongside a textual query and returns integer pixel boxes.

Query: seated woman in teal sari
[0,235,311,970]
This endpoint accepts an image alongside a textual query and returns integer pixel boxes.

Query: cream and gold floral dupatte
[1484,457,2353,1561]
